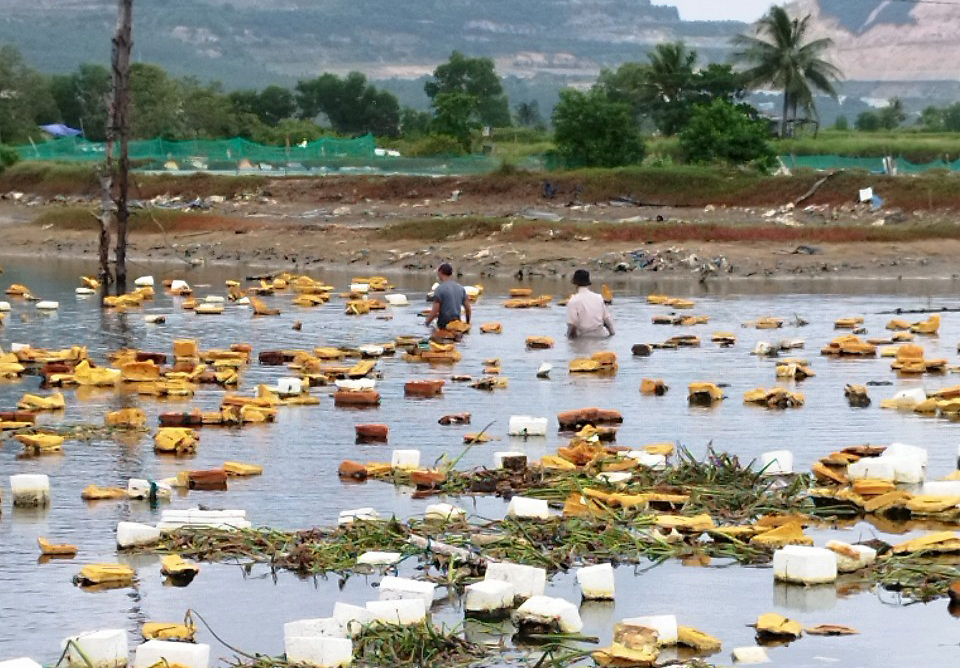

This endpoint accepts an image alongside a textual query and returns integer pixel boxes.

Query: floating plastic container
[513,596,583,634]
[365,599,427,626]
[332,603,376,638]
[493,452,527,469]
[10,474,50,507]
[576,563,615,600]
[759,450,794,475]
[424,503,465,522]
[284,637,352,668]
[356,551,401,566]
[35,301,59,310]
[773,545,838,585]
[884,442,928,468]
[620,615,678,645]
[464,580,514,614]
[0,659,42,668]
[385,294,408,306]
[378,576,436,607]
[276,378,304,395]
[127,479,172,500]
[507,496,549,520]
[134,641,209,668]
[135,276,155,287]
[847,458,896,482]
[62,629,128,668]
[338,508,380,525]
[116,522,161,549]
[732,647,770,664]
[156,509,250,532]
[484,562,546,600]
[283,618,344,641]
[508,416,548,437]
[626,451,667,470]
[391,449,421,470]
[826,540,877,573]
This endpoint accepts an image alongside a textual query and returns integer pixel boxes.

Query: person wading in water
[566,269,615,339]
[425,262,471,330]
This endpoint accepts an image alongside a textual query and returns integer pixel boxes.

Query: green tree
[833,115,849,131]
[918,106,944,132]
[551,89,645,168]
[295,72,399,136]
[678,99,775,169]
[180,79,238,139]
[430,92,477,150]
[129,63,182,138]
[733,6,842,138]
[514,100,543,128]
[230,86,296,126]
[400,107,432,139]
[424,51,510,128]
[0,45,57,143]
[855,111,881,132]
[877,97,906,130]
[49,64,111,140]
[942,103,960,132]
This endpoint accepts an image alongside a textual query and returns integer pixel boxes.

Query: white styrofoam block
[884,442,928,467]
[36,301,59,310]
[880,454,925,484]
[349,283,370,294]
[508,416,548,437]
[378,575,436,608]
[134,641,209,668]
[596,472,632,485]
[493,452,527,469]
[283,618,345,641]
[358,345,384,357]
[0,302,11,312]
[335,379,376,391]
[759,450,793,475]
[507,496,550,520]
[826,540,877,573]
[858,187,873,203]
[203,295,225,303]
[365,599,427,626]
[127,479,172,500]
[10,474,50,507]
[732,647,770,664]
[169,280,191,292]
[752,341,774,356]
[847,457,896,482]
[62,629,128,668]
[157,509,250,532]
[276,378,304,395]
[11,343,29,352]
[773,545,838,585]
[143,315,166,324]
[116,522,161,549]
[0,659,42,668]
[625,451,667,470]
[76,288,96,296]
[513,596,583,634]
[921,481,960,496]
[620,615,678,646]
[893,388,926,405]
[357,551,401,566]
[390,449,421,470]
[424,503,465,522]
[135,276,155,287]
[332,603,376,638]
[385,294,408,306]
[484,562,546,600]
[338,508,380,525]
[464,579,514,613]
[284,637,352,668]
[576,563,615,600]
[464,286,480,298]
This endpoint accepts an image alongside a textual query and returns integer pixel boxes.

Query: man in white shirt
[566,269,615,339]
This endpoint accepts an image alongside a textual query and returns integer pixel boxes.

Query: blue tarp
[39,124,82,137]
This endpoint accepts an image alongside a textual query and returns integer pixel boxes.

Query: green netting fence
[779,154,960,174]
[12,134,509,175]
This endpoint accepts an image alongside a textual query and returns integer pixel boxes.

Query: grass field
[32,206,259,233]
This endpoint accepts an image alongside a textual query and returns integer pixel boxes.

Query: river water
[0,257,958,667]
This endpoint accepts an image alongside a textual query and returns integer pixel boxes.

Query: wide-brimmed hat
[572,269,591,286]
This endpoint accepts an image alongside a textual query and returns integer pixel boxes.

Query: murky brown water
[0,257,958,666]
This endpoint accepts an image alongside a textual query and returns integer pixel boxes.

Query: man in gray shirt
[425,262,472,330]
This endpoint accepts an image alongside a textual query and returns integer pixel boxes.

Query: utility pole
[111,0,133,293]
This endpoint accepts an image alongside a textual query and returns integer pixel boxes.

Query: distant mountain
[2,0,959,110]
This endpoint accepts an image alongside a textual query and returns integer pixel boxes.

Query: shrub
[0,145,20,171]
[678,99,776,170]
[551,89,645,168]
[402,134,467,157]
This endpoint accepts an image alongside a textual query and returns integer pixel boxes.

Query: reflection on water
[1,257,959,666]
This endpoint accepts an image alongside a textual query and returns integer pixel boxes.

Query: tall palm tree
[732,6,842,137]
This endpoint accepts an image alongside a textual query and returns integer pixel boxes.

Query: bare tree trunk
[96,150,113,288]
[111,0,133,294]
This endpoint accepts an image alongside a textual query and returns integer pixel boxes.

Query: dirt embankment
[3,167,960,281]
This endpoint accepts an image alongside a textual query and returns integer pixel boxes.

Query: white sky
[665,1,778,22]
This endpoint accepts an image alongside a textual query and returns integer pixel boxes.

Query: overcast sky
[667,1,776,22]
